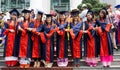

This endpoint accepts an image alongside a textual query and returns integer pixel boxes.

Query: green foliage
[77,3,93,10]
[82,0,99,5]
[77,0,108,15]
[92,8,101,15]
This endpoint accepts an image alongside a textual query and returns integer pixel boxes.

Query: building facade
[0,0,82,13]
[0,0,120,13]
[30,0,82,13]
[0,0,30,12]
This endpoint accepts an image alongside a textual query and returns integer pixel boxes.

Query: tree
[77,0,108,15]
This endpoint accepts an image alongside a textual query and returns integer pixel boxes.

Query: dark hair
[45,17,52,25]
[10,16,17,21]
[99,9,107,20]
[86,13,94,20]
[58,15,66,24]
[59,18,66,23]
[23,14,30,22]
[37,14,43,22]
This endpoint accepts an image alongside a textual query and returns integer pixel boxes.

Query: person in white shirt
[80,4,88,22]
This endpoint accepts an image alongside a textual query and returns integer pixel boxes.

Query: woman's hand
[27,28,32,31]
[83,30,88,33]
[65,29,70,32]
[9,29,15,33]
[18,26,22,31]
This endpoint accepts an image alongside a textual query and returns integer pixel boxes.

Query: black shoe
[103,66,107,68]
[114,47,118,51]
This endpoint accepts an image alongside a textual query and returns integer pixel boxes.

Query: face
[11,13,17,20]
[24,13,30,20]
[73,16,78,21]
[107,6,112,12]
[37,14,42,20]
[99,11,105,18]
[118,8,120,11]
[59,14,65,21]
[46,17,52,23]
[87,13,92,20]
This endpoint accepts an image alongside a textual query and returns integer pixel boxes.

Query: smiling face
[99,10,106,19]
[73,16,78,21]
[87,13,92,20]
[24,13,30,20]
[10,13,17,20]
[59,14,65,21]
[37,14,42,20]
[107,5,112,13]
[46,17,52,23]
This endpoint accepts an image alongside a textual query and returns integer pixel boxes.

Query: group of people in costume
[0,4,120,68]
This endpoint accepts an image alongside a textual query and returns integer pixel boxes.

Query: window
[51,0,70,11]
[1,0,30,12]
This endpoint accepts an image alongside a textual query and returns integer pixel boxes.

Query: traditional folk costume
[4,8,20,66]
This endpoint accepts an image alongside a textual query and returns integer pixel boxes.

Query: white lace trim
[5,56,18,61]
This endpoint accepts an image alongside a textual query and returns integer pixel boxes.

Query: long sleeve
[69,29,75,39]
[105,24,111,32]
[59,23,68,30]
[87,30,94,39]
[4,23,9,35]
[56,29,64,36]
[46,29,54,38]
[18,22,26,35]
[29,22,34,28]
[36,24,43,32]
[40,32,46,43]
[53,20,60,26]
[97,27,103,36]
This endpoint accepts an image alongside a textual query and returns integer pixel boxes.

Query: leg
[36,58,41,68]
[33,58,37,67]
[73,58,77,67]
[76,58,80,67]
[111,32,118,49]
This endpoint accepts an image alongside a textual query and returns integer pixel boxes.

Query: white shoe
[62,58,68,67]
[45,63,53,68]
[57,58,63,67]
